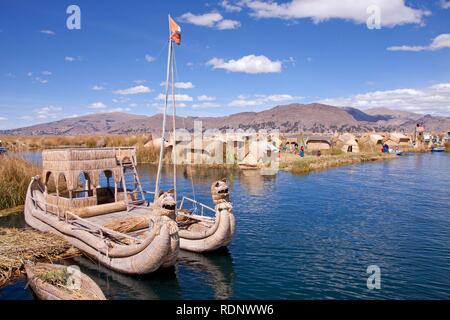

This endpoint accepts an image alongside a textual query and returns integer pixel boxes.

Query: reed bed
[0,228,80,287]
[0,156,41,210]
[1,135,160,163]
[280,152,396,174]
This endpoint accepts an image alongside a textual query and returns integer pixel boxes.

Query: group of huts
[283,132,414,154]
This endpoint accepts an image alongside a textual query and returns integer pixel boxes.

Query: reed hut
[306,136,332,151]
[337,133,360,153]
[384,133,411,147]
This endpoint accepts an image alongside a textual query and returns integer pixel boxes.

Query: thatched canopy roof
[42,148,136,191]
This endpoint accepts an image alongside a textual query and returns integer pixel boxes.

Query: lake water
[1,152,450,300]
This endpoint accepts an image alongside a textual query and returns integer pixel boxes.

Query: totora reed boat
[25,262,106,300]
[24,147,179,275]
[24,15,235,276]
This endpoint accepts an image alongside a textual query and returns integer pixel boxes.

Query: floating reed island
[0,228,80,287]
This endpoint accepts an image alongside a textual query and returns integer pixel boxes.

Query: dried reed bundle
[0,228,80,287]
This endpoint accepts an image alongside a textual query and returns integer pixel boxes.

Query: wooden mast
[154,21,173,198]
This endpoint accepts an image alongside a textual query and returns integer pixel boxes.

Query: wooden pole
[171,41,177,208]
[154,38,173,198]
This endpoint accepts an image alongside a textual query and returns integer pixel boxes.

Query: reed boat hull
[24,178,179,275]
[25,262,107,300]
[179,210,236,253]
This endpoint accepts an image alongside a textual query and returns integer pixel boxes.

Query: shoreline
[279,152,398,174]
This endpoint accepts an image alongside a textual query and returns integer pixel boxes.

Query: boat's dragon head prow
[153,189,177,219]
[211,178,230,205]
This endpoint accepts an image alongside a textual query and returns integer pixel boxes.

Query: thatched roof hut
[306,136,332,151]
[337,133,360,153]
[385,133,411,147]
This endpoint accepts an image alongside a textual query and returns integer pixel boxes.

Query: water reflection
[178,249,235,300]
[66,256,182,300]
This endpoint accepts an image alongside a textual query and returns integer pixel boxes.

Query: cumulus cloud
[35,106,62,119]
[155,93,194,102]
[197,95,216,102]
[229,94,302,107]
[179,11,240,30]
[160,81,195,89]
[220,0,243,12]
[387,34,450,52]
[207,55,282,74]
[145,54,156,63]
[440,0,450,9]
[65,56,81,62]
[92,85,105,91]
[192,102,221,109]
[319,83,450,116]
[88,102,108,109]
[40,30,55,36]
[241,0,428,27]
[114,85,152,95]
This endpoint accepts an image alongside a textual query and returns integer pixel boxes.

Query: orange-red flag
[169,15,181,45]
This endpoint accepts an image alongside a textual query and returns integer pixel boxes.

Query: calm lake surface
[1,152,450,300]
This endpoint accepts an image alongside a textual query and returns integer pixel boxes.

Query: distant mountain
[2,104,449,135]
[342,107,391,122]
[364,107,422,120]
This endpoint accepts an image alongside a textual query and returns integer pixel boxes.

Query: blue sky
[0,0,449,129]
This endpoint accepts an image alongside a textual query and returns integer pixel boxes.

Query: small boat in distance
[25,262,106,300]
[431,146,445,152]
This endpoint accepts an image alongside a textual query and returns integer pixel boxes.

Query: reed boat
[24,262,106,300]
[176,178,236,253]
[24,147,179,275]
[149,15,235,253]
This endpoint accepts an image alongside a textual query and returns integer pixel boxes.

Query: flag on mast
[169,15,181,45]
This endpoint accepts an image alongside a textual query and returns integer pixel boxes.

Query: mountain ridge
[2,103,449,135]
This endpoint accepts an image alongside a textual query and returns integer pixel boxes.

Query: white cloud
[192,102,221,109]
[207,55,282,74]
[440,0,450,9]
[34,77,48,84]
[242,0,429,27]
[41,71,52,76]
[229,94,302,107]
[155,93,194,102]
[35,106,62,119]
[220,0,243,12]
[134,80,146,84]
[65,56,81,62]
[216,19,241,30]
[0,117,7,121]
[92,85,105,91]
[145,54,156,63]
[320,83,450,116]
[179,11,240,30]
[114,85,152,95]
[160,81,195,89]
[387,34,450,52]
[40,30,55,36]
[27,72,33,77]
[88,102,108,109]
[197,95,216,102]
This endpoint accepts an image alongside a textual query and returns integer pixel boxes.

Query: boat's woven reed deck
[84,207,154,226]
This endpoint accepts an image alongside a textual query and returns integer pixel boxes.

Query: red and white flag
[169,15,181,45]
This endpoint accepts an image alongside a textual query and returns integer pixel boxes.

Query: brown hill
[2,103,449,135]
